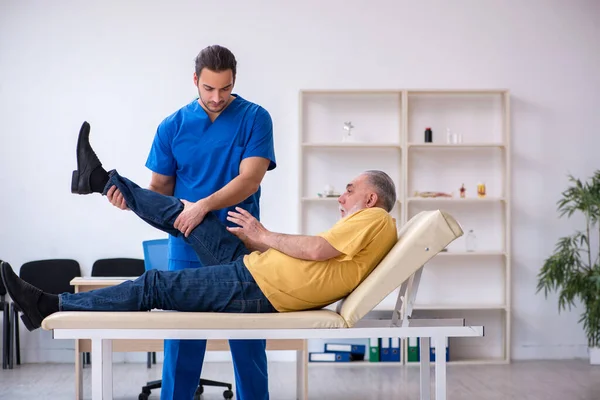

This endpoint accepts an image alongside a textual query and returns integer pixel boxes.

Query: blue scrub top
[145,94,276,262]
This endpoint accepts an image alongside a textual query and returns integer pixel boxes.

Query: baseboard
[512,344,589,360]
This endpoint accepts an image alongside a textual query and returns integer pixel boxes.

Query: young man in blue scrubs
[105,45,276,400]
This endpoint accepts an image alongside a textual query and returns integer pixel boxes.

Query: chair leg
[147,352,151,369]
[2,302,8,369]
[152,352,156,364]
[9,304,16,369]
[14,310,20,365]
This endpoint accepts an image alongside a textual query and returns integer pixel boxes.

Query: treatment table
[43,210,484,400]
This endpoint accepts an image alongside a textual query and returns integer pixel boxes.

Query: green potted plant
[537,170,600,364]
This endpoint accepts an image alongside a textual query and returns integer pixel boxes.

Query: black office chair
[0,260,11,369]
[10,259,81,368]
[83,258,146,367]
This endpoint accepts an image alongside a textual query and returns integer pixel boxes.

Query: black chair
[91,258,145,278]
[83,258,146,367]
[0,260,11,369]
[10,259,81,368]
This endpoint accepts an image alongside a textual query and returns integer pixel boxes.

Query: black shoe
[71,121,103,194]
[0,261,46,331]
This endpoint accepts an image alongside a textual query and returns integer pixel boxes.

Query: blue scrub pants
[161,259,269,400]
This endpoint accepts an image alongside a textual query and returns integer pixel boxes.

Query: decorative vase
[589,347,600,365]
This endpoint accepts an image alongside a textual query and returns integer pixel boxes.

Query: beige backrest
[336,210,463,327]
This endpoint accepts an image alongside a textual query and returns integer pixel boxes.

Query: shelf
[301,197,341,202]
[300,88,511,365]
[302,198,403,204]
[408,143,505,149]
[301,89,508,95]
[309,357,508,367]
[302,143,401,149]
[407,89,508,95]
[412,304,507,311]
[407,197,505,203]
[301,89,402,95]
[436,251,506,257]
[406,358,508,366]
[309,360,403,367]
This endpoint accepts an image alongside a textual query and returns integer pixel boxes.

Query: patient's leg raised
[70,121,249,265]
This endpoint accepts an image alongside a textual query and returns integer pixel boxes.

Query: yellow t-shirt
[243,207,398,312]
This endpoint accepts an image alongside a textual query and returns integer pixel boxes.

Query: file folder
[379,337,391,362]
[390,337,401,362]
[429,338,449,362]
[324,343,366,354]
[407,337,419,362]
[369,337,380,362]
[309,352,352,362]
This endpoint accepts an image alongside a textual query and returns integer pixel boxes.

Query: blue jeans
[59,170,275,399]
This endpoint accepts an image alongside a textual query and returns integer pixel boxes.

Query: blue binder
[379,337,391,362]
[429,338,449,362]
[309,352,352,362]
[324,343,366,354]
[390,337,401,362]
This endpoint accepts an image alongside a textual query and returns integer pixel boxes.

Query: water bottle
[465,230,477,252]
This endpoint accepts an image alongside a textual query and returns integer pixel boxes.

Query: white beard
[340,202,364,219]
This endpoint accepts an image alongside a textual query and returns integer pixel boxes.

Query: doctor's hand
[174,199,209,237]
[106,185,130,210]
[226,207,269,246]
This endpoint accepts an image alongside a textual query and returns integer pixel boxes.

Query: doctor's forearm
[202,175,259,211]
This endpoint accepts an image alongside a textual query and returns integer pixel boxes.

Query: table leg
[91,339,113,400]
[419,337,431,400]
[296,340,308,400]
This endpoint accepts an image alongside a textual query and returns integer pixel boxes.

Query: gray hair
[364,170,396,212]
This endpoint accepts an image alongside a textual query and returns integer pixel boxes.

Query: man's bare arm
[262,232,342,261]
[174,157,271,237]
[226,207,343,261]
[149,172,175,196]
[201,157,271,211]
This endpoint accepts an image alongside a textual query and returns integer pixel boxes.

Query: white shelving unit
[298,89,511,365]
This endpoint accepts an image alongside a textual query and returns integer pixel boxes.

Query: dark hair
[364,170,396,212]
[194,45,237,80]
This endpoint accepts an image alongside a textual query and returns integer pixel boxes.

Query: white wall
[1,0,599,362]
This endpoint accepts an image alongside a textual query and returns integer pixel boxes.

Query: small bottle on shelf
[465,230,477,252]
[477,182,486,198]
[459,184,466,198]
[424,127,433,143]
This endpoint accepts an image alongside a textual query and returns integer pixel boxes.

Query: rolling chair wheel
[195,385,204,395]
[223,389,234,399]
[138,393,149,400]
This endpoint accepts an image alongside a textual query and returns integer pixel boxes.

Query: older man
[2,129,398,330]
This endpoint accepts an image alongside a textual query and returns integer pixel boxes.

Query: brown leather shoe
[71,121,103,194]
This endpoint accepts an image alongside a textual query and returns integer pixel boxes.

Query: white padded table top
[42,309,348,330]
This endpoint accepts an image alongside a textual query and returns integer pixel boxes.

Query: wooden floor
[1,360,599,399]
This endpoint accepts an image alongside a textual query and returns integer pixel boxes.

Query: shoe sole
[0,262,41,332]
